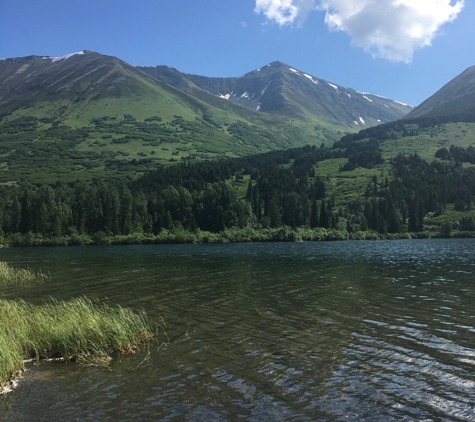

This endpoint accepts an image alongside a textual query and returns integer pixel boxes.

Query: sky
[0,0,474,106]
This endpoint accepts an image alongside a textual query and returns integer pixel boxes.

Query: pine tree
[310,200,319,228]
[320,200,329,228]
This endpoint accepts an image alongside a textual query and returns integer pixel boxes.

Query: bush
[439,220,452,237]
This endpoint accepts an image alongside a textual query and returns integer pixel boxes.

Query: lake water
[1,239,475,421]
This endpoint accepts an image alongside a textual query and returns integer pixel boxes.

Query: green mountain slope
[406,65,475,120]
[139,61,413,130]
[3,136,475,247]
[318,63,475,165]
[279,63,475,216]
[0,51,339,183]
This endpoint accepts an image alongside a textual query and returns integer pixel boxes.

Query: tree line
[1,142,475,244]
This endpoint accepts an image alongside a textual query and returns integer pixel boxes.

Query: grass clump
[0,297,154,392]
[0,262,48,286]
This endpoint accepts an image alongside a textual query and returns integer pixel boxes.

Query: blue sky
[0,0,473,106]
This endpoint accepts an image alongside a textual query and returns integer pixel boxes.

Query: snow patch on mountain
[384,104,390,108]
[257,102,261,111]
[363,95,374,103]
[354,121,359,125]
[289,68,300,76]
[358,92,413,108]
[303,74,318,84]
[346,93,351,98]
[394,100,413,107]
[328,82,342,94]
[218,93,231,100]
[358,92,387,99]
[240,92,250,99]
[261,81,271,96]
[359,116,365,124]
[41,51,86,63]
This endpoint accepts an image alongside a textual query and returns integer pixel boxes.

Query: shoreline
[1,227,474,248]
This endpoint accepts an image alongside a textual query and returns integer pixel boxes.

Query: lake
[1,239,475,421]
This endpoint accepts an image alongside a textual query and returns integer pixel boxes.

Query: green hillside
[0,112,337,184]
[2,131,475,247]
[0,52,340,183]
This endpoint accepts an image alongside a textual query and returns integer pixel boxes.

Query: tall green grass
[0,262,48,286]
[0,264,155,392]
[0,297,154,390]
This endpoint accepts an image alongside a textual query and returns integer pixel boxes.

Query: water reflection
[1,239,475,420]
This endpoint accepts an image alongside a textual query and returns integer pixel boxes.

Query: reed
[0,297,154,391]
[0,262,48,286]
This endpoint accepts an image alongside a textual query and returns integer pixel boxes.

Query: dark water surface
[1,239,475,421]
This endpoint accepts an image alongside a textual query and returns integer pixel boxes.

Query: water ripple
[2,240,475,421]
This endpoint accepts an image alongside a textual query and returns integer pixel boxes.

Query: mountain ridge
[406,65,475,120]
[138,60,413,130]
[0,50,209,119]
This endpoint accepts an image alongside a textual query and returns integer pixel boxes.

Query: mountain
[0,50,214,122]
[0,51,412,184]
[138,61,414,130]
[0,51,334,183]
[325,63,475,163]
[406,65,475,120]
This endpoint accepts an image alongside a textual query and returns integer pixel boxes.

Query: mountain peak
[0,51,162,114]
[0,50,93,62]
[40,50,89,63]
[249,61,291,74]
[266,60,287,68]
[139,61,413,128]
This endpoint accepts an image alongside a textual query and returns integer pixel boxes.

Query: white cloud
[319,0,465,62]
[254,0,315,26]
[254,0,465,62]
